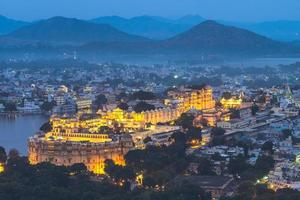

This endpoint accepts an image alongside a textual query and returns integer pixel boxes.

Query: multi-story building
[28,133,134,174]
[28,86,217,174]
[76,98,92,113]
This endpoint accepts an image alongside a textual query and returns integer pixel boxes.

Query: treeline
[0,142,211,200]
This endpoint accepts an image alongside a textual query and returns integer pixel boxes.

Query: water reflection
[0,115,48,155]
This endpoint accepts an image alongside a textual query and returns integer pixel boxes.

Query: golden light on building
[28,86,217,175]
[28,133,133,175]
[45,132,112,143]
[0,163,4,173]
[220,98,242,109]
[136,173,144,186]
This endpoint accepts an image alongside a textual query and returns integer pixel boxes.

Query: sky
[0,0,300,22]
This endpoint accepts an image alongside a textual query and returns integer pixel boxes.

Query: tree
[211,127,226,137]
[133,101,155,113]
[130,91,155,100]
[4,102,17,112]
[261,141,274,154]
[236,181,256,200]
[94,94,107,109]
[99,126,114,134]
[281,129,292,140]
[222,92,232,100]
[104,159,134,184]
[211,127,226,146]
[8,148,20,160]
[69,163,87,175]
[186,126,202,145]
[143,136,152,144]
[254,155,275,177]
[176,113,195,130]
[0,146,7,163]
[40,121,52,133]
[166,182,211,200]
[211,152,225,161]
[197,157,216,175]
[228,154,250,175]
[41,101,56,112]
[117,102,129,110]
[251,104,259,116]
[230,109,240,119]
[171,131,187,145]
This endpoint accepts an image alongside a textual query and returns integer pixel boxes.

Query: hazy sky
[1,0,300,22]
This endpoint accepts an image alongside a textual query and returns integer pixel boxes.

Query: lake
[0,115,48,155]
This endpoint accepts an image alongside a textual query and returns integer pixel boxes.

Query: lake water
[223,57,300,67]
[0,115,48,155]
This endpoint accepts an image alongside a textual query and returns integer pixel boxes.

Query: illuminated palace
[28,86,216,174]
[220,92,243,109]
[28,133,134,174]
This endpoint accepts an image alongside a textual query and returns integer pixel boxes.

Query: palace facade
[28,133,133,174]
[28,86,216,174]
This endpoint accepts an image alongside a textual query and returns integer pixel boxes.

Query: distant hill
[0,18,299,58]
[0,15,28,35]
[4,16,148,45]
[163,20,293,55]
[91,16,300,42]
[91,15,205,39]
[222,20,300,42]
[175,15,206,25]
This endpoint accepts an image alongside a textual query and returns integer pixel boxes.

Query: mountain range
[162,20,290,55]
[2,15,300,42]
[91,15,205,39]
[4,17,147,45]
[0,16,299,58]
[0,15,28,35]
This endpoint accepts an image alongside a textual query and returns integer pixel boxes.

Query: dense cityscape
[0,59,300,199]
[2,1,300,199]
